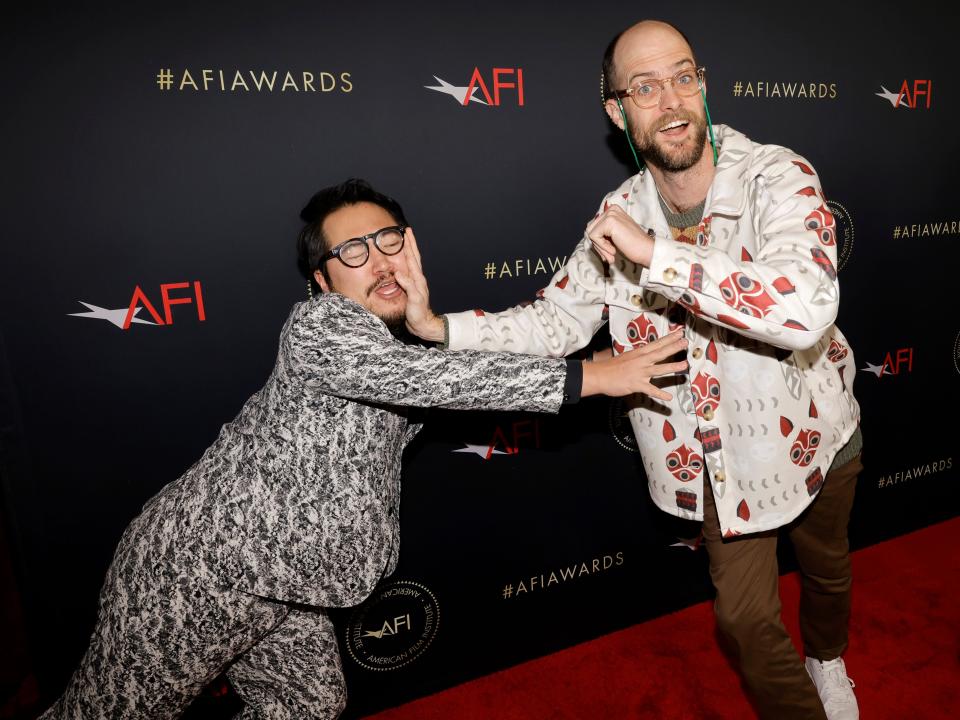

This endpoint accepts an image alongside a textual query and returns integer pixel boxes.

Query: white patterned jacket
[445,124,860,536]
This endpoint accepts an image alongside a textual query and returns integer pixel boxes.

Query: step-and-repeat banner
[1,2,956,717]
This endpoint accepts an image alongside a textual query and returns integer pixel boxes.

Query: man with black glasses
[40,179,688,720]
[405,20,863,720]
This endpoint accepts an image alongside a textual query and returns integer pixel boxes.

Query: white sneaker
[805,656,859,720]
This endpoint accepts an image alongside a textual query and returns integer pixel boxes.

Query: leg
[789,456,861,659]
[701,479,827,720]
[40,518,288,719]
[228,606,347,720]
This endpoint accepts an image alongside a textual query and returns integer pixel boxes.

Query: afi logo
[425,67,524,106]
[69,281,207,330]
[453,418,541,459]
[362,614,411,639]
[876,80,933,109]
[861,348,914,378]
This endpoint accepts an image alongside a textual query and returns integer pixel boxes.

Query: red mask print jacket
[444,125,860,536]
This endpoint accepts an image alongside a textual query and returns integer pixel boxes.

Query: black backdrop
[2,2,958,717]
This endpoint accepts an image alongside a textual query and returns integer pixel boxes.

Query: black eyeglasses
[319,225,407,268]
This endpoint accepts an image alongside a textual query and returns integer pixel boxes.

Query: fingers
[640,383,673,402]
[401,228,431,301]
[589,219,617,263]
[633,332,688,362]
[393,271,420,302]
[591,240,616,265]
[648,360,690,377]
[406,227,423,271]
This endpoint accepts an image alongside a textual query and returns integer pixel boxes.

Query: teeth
[661,120,687,131]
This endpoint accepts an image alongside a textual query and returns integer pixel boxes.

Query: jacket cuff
[439,314,450,350]
[563,359,583,404]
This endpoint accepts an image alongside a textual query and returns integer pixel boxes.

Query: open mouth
[659,119,689,135]
[372,279,403,299]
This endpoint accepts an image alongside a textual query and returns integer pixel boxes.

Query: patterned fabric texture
[445,124,861,537]
[41,292,569,718]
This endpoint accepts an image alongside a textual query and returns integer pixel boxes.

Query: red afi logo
[425,68,525,106]
[453,419,541,459]
[124,282,206,329]
[876,80,933,109]
[464,67,524,106]
[861,348,914,378]
[69,281,207,330]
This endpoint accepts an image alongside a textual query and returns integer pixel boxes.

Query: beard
[365,275,408,337]
[632,109,708,172]
[379,310,408,338]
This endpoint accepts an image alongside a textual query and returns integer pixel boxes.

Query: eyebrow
[628,58,695,83]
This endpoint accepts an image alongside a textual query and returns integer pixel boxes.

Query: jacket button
[664,267,677,282]
[630,294,642,307]
[702,407,715,421]
[714,470,726,483]
[692,347,703,359]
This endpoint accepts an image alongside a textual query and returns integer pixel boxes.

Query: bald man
[406,19,862,720]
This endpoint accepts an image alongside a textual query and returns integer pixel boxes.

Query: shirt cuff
[563,359,583,404]
[439,314,450,350]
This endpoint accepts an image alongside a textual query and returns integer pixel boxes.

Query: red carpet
[365,517,960,719]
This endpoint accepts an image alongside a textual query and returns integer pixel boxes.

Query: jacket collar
[629,124,752,224]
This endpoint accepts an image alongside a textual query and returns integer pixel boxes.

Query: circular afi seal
[345,580,439,672]
[608,398,639,452]
[826,200,854,271]
[953,329,960,377]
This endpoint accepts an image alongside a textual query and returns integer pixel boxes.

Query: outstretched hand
[394,228,446,342]
[582,330,688,400]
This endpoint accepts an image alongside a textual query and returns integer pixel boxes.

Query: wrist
[413,314,446,343]
[580,360,601,398]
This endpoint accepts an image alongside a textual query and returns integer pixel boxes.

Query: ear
[314,269,331,294]
[604,98,626,131]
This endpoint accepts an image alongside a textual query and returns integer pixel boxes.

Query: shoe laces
[819,658,856,706]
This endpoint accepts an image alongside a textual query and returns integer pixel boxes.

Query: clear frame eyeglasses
[612,66,706,109]
[319,225,407,268]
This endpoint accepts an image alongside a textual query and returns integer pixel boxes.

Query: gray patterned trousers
[40,514,348,719]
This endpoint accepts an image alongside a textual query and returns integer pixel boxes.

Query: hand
[582,330,688,400]
[586,205,655,266]
[394,228,445,342]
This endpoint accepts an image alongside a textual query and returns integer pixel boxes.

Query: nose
[368,245,394,274]
[658,80,682,112]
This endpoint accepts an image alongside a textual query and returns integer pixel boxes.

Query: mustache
[652,109,698,130]
[366,274,398,297]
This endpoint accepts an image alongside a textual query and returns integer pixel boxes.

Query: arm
[589,155,840,351]
[286,294,688,412]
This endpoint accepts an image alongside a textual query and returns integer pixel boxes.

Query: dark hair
[601,30,626,100]
[601,20,696,100]
[297,178,408,292]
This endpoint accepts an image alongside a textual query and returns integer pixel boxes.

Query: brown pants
[702,455,861,720]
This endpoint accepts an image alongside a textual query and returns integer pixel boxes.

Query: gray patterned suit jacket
[135,293,569,608]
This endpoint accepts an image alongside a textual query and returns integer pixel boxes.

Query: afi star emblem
[424,76,488,105]
[362,614,411,639]
[425,67,524,106]
[875,80,932,109]
[860,348,914,378]
[68,302,158,329]
[453,444,507,459]
[68,281,206,330]
[451,419,541,459]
